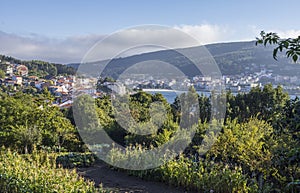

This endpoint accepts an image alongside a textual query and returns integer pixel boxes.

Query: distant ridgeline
[0,55,76,77]
[2,41,300,79]
[67,41,300,78]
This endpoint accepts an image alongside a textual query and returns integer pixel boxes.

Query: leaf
[255,39,263,45]
[283,41,289,48]
[273,48,279,60]
[292,54,298,62]
[286,50,293,57]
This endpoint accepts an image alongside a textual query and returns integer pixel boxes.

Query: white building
[107,83,126,95]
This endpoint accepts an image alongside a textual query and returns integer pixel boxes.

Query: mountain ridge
[68,40,299,78]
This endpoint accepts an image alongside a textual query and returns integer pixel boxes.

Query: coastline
[142,88,178,92]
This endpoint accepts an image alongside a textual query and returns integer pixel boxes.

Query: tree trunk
[24,144,28,154]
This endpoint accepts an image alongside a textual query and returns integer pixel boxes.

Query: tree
[0,92,80,152]
[0,69,5,79]
[208,118,274,185]
[256,31,300,62]
[11,123,42,154]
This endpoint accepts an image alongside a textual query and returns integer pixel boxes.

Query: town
[1,59,300,110]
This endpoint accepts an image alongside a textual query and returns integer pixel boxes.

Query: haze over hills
[1,40,299,81]
[68,41,300,79]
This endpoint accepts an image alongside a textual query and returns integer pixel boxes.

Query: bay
[143,89,299,104]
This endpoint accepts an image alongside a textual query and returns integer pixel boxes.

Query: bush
[159,155,257,193]
[56,152,97,168]
[0,149,105,193]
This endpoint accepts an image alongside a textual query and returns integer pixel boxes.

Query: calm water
[145,90,211,104]
[145,90,299,104]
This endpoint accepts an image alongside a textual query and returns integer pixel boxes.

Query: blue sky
[0,0,299,63]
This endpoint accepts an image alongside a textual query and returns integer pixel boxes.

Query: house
[28,76,39,81]
[34,81,44,90]
[4,79,15,87]
[56,77,66,85]
[41,82,52,90]
[16,65,28,76]
[12,76,22,85]
[58,100,73,109]
[66,76,75,83]
[107,83,126,95]
[6,64,14,75]
[48,85,69,96]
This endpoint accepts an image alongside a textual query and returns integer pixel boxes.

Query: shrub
[0,149,105,193]
[56,152,97,168]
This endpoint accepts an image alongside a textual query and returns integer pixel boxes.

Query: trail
[77,162,196,193]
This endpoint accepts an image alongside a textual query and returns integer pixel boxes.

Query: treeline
[0,55,76,76]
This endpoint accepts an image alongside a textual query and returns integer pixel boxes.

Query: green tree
[226,84,289,128]
[0,92,80,152]
[0,69,5,78]
[256,31,300,62]
[11,123,42,154]
[208,118,274,189]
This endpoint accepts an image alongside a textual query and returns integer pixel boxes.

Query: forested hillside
[67,41,300,78]
[0,55,76,77]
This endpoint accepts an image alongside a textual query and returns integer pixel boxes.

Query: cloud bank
[174,24,234,44]
[0,31,105,63]
[1,24,297,64]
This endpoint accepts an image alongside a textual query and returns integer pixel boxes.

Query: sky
[0,0,299,63]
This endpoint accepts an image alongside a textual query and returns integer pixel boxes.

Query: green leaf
[273,48,279,60]
[286,50,293,57]
[283,41,289,48]
[292,54,298,62]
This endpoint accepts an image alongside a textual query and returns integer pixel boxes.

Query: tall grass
[106,146,258,193]
[0,148,105,193]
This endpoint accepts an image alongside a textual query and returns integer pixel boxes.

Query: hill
[68,41,300,79]
[0,55,76,77]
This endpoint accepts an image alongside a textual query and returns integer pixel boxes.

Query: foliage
[208,119,274,179]
[0,75,300,192]
[114,153,258,193]
[0,92,81,153]
[0,69,5,78]
[106,116,299,192]
[0,149,105,193]
[256,31,300,62]
[56,152,97,168]
[226,84,289,129]
[159,155,257,193]
[0,55,76,76]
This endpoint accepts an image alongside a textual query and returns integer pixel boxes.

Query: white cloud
[276,30,300,39]
[174,24,234,44]
[0,31,104,63]
[81,26,203,62]
[249,26,300,39]
[0,24,256,63]
[1,25,231,63]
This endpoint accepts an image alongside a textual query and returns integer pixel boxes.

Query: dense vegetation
[0,85,300,192]
[0,89,103,192]
[68,84,299,192]
[0,55,76,76]
[0,91,82,154]
[0,79,300,192]
[0,149,104,193]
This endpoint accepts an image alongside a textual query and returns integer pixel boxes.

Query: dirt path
[77,162,196,193]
